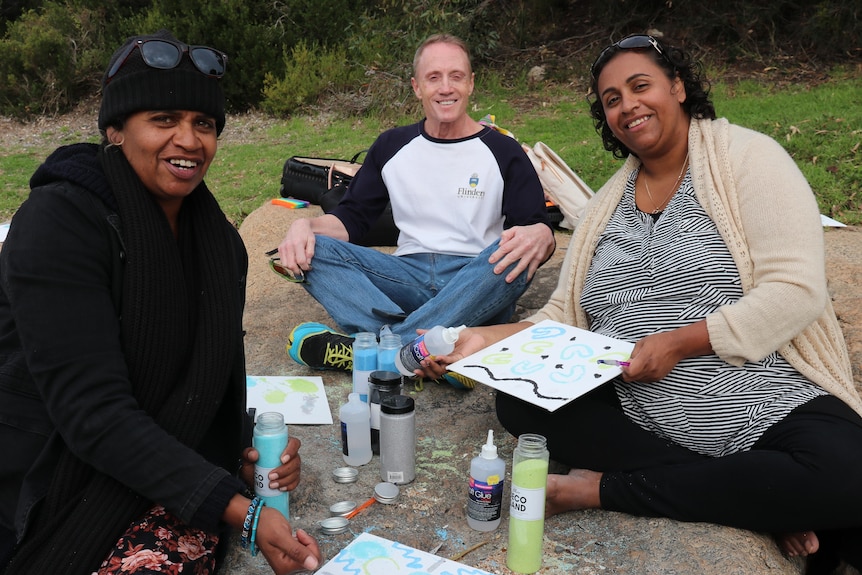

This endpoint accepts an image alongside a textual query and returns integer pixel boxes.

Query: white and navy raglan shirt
[331,121,550,257]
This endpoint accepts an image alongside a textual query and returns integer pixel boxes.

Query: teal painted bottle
[253,412,290,518]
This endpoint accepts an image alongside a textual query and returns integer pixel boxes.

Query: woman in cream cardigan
[419,35,862,571]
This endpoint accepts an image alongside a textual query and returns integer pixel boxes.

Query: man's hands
[277,215,348,278]
[489,223,555,283]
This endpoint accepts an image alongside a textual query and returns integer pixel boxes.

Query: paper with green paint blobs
[246,376,332,424]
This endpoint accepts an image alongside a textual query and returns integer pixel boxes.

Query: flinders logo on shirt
[457,173,485,199]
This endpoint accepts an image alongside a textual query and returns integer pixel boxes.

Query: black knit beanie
[98,29,226,135]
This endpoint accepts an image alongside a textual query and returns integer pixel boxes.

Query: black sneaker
[287,322,354,371]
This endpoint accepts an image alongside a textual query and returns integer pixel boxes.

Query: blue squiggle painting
[448,320,635,412]
[317,533,494,575]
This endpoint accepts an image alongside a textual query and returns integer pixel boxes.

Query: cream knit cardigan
[529,118,862,417]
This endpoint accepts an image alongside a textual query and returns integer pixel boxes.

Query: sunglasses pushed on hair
[590,34,664,78]
[106,38,227,85]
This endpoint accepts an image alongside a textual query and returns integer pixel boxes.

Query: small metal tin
[332,466,359,484]
[373,481,400,504]
[329,500,357,517]
[319,516,350,535]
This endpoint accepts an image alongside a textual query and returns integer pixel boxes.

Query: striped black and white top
[581,169,826,457]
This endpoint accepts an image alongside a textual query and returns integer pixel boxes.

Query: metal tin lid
[373,481,400,504]
[319,516,350,534]
[332,466,359,483]
[329,500,357,517]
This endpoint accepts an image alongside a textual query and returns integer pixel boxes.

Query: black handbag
[279,152,364,204]
[279,151,399,247]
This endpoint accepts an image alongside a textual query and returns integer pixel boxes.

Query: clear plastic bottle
[467,429,505,531]
[394,325,466,376]
[352,332,377,402]
[506,433,549,574]
[339,392,372,466]
[377,332,402,374]
[253,412,290,518]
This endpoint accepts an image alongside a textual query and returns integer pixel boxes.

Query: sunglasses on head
[590,34,664,79]
[106,38,227,85]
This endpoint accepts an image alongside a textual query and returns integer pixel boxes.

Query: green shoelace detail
[322,341,353,370]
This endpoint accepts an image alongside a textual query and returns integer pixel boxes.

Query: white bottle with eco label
[394,325,466,376]
[467,429,505,531]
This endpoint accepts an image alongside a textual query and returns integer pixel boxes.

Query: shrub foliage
[0,0,859,118]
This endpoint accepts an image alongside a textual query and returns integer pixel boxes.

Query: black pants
[496,385,862,569]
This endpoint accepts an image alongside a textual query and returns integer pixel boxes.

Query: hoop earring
[105,128,125,148]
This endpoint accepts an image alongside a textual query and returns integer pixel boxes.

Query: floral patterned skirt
[93,505,219,575]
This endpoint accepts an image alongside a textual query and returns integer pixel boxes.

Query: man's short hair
[412,34,472,76]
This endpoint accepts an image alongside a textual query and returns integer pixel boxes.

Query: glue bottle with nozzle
[467,429,505,531]
[394,325,466,376]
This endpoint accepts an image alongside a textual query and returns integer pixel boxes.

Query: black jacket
[0,144,250,563]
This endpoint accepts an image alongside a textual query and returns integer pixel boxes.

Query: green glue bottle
[506,433,549,574]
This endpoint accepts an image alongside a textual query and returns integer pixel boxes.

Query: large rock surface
[224,201,862,574]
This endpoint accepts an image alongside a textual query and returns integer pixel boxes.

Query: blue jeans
[302,236,530,340]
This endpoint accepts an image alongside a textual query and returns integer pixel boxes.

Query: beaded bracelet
[240,496,262,550]
[249,500,266,556]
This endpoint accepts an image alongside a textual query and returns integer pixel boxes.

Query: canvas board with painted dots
[246,375,333,424]
[449,320,635,412]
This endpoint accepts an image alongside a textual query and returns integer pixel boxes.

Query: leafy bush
[270,0,375,48]
[0,1,100,116]
[0,0,860,118]
[805,2,862,60]
[261,41,361,116]
[306,0,510,118]
[121,0,282,111]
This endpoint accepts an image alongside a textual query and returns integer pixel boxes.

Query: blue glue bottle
[253,411,290,518]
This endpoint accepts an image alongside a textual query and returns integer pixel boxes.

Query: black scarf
[4,143,242,574]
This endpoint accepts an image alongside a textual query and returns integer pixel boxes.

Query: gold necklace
[642,151,689,214]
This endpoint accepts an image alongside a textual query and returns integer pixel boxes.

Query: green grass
[207,115,397,224]
[1,153,42,216]
[2,72,860,226]
[712,72,862,224]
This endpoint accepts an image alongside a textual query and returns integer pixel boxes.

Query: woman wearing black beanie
[0,30,321,574]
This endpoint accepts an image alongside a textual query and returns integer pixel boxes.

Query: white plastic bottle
[394,325,466,376]
[339,392,372,466]
[467,429,505,531]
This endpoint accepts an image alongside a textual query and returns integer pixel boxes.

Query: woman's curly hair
[587,36,716,159]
